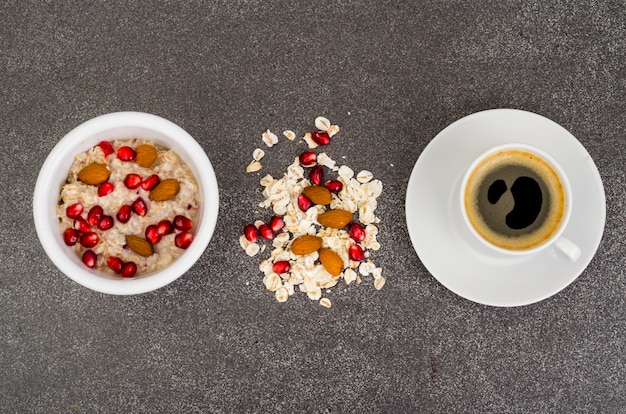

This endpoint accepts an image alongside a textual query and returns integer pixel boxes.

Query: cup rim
[33,111,219,294]
[459,142,572,256]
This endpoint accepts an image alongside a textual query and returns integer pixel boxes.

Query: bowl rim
[33,111,219,295]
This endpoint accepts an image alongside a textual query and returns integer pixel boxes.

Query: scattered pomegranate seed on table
[244,224,260,243]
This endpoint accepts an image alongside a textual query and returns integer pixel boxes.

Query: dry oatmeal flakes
[240,117,385,306]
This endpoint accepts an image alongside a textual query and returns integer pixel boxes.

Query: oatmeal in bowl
[34,112,219,294]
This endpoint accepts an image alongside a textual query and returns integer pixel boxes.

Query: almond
[149,178,180,201]
[319,248,343,276]
[135,144,158,168]
[291,235,322,255]
[317,209,352,229]
[301,185,332,205]
[125,235,154,257]
[77,163,110,185]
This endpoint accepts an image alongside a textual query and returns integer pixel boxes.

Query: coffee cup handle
[554,236,581,262]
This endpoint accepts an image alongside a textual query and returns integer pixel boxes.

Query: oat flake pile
[239,117,384,308]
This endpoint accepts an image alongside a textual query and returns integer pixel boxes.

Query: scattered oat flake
[283,130,296,140]
[246,243,260,256]
[246,160,262,173]
[275,286,289,302]
[319,298,332,308]
[315,116,331,131]
[253,148,265,161]
[262,129,279,147]
[302,132,318,149]
[374,277,386,290]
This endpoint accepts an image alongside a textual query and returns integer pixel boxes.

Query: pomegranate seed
[297,194,312,211]
[349,223,366,242]
[98,140,115,157]
[173,215,193,231]
[73,217,90,233]
[62,228,78,246]
[140,174,160,191]
[124,173,142,189]
[175,231,194,249]
[244,224,259,242]
[325,180,343,193]
[80,231,99,248]
[117,205,132,223]
[312,130,330,145]
[87,205,104,227]
[273,260,290,274]
[117,146,136,161]
[157,219,174,236]
[299,151,317,167]
[98,181,115,197]
[309,165,324,186]
[121,261,137,277]
[107,256,123,274]
[269,215,285,233]
[82,250,97,268]
[131,197,148,216]
[258,223,274,240]
[97,215,114,230]
[145,225,161,244]
[348,243,365,262]
[65,202,83,219]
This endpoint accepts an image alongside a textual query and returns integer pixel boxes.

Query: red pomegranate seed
[269,215,285,233]
[258,223,274,240]
[173,215,193,231]
[244,224,259,242]
[87,205,104,227]
[97,215,114,230]
[98,181,115,197]
[117,146,136,161]
[349,223,366,242]
[157,219,174,236]
[117,205,132,223]
[297,194,312,211]
[299,151,317,167]
[73,217,90,233]
[312,130,330,145]
[98,140,115,157]
[106,256,123,274]
[121,261,137,277]
[124,173,142,189]
[80,231,99,248]
[140,174,160,191]
[310,165,324,186]
[348,243,365,262]
[175,231,194,249]
[81,250,97,268]
[65,202,83,219]
[145,224,161,244]
[273,260,290,274]
[325,180,343,193]
[62,228,79,246]
[131,197,148,216]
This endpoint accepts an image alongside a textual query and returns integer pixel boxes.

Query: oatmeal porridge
[58,139,199,277]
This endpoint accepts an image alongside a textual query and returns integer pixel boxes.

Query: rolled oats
[246,160,262,173]
[240,117,385,307]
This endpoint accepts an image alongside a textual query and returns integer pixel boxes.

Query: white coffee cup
[459,143,581,262]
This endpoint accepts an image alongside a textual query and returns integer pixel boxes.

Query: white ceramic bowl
[33,112,219,295]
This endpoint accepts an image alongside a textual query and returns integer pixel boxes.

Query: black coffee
[464,149,565,250]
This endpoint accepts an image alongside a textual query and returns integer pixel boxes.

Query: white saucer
[405,109,606,307]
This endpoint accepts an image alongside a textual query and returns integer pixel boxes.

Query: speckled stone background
[1,1,624,413]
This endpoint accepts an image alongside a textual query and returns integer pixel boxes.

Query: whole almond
[317,209,352,229]
[301,185,332,205]
[291,235,323,255]
[125,235,154,257]
[319,248,343,276]
[135,144,158,168]
[77,163,110,185]
[149,178,180,201]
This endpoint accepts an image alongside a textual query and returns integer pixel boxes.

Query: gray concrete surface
[1,1,624,413]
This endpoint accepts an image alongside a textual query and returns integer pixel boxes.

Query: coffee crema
[464,149,566,250]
